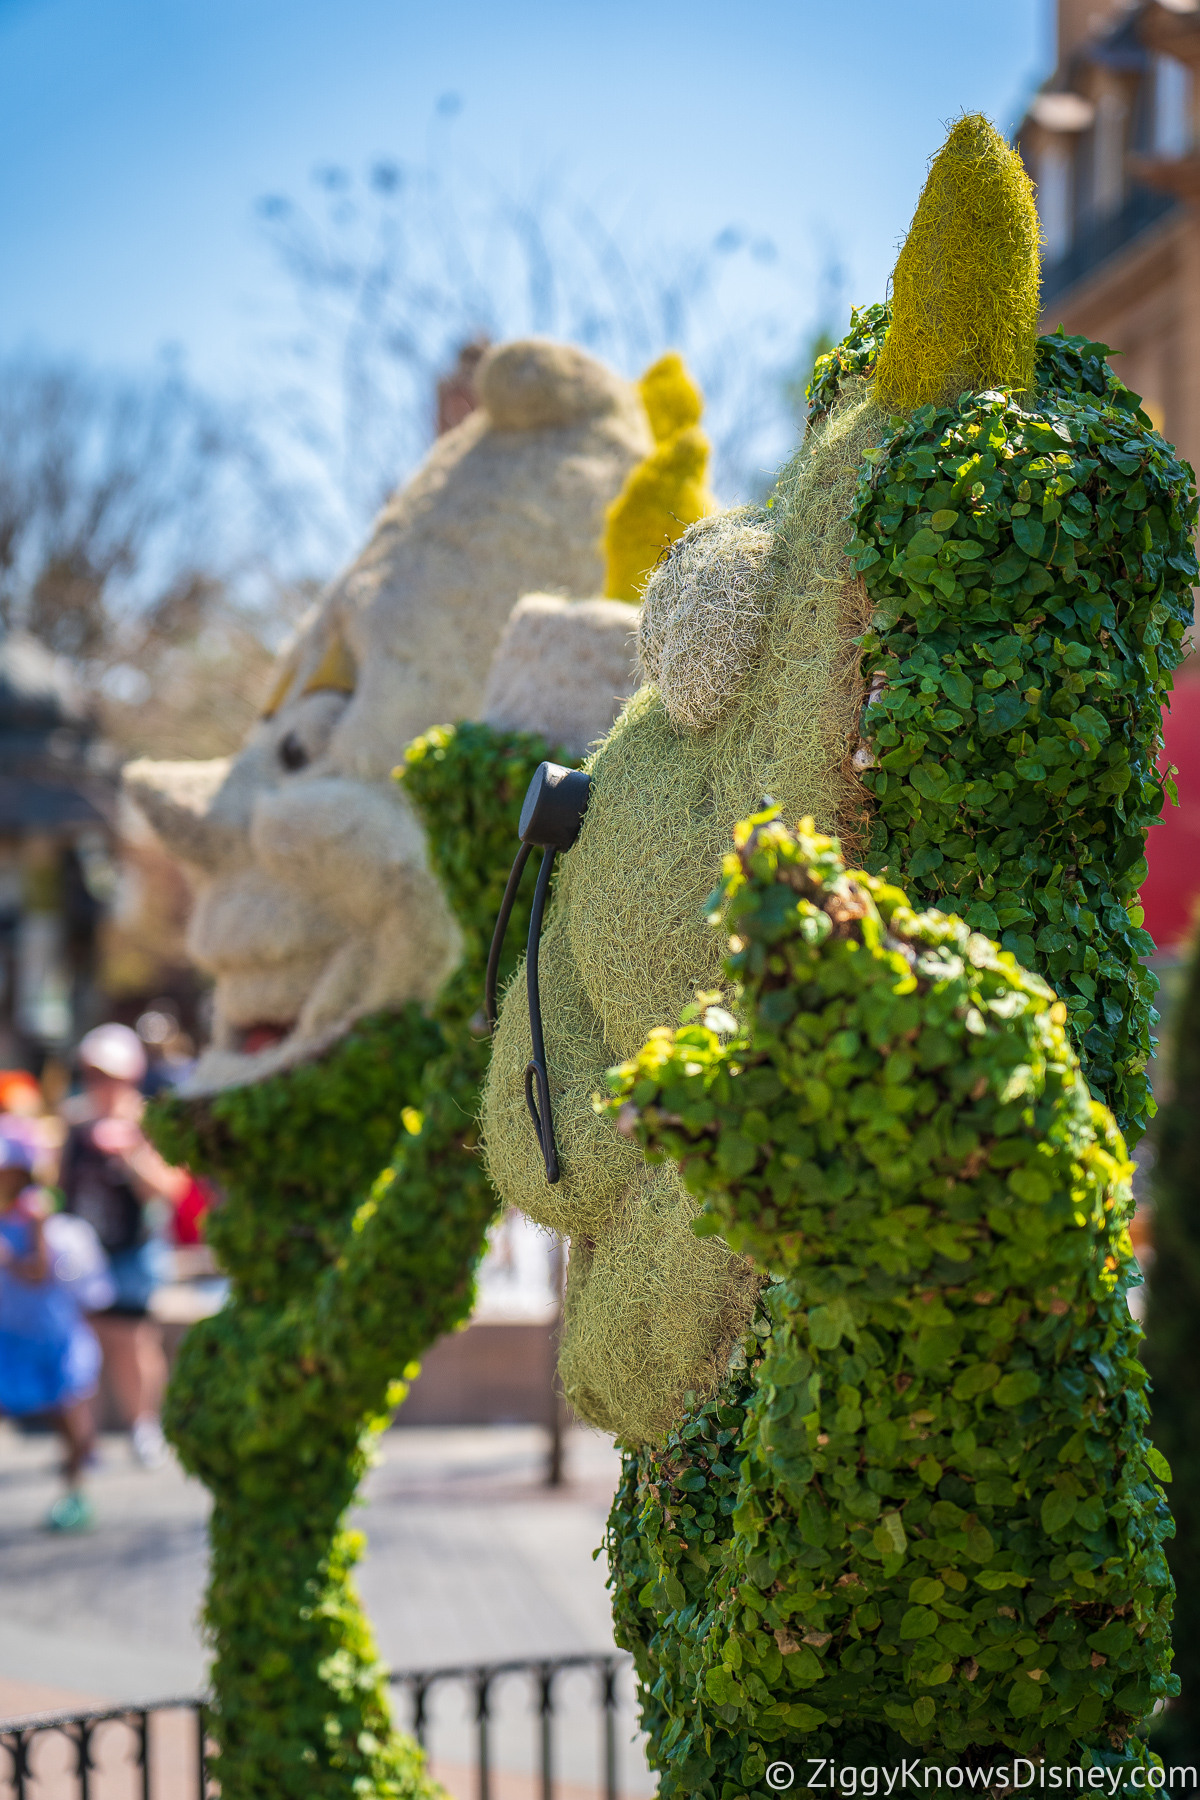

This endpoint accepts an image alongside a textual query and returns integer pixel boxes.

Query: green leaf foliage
[1144,931,1200,1760]
[807,302,893,426]
[849,328,1197,1145]
[603,813,1174,1796]
[145,721,560,1800]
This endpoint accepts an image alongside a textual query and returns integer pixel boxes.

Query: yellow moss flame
[603,352,716,602]
[873,113,1042,411]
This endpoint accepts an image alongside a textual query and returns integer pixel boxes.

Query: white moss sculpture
[124,340,652,1094]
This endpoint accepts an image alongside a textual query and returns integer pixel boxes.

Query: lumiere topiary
[605,813,1174,1794]
[146,721,561,1800]
[603,350,717,603]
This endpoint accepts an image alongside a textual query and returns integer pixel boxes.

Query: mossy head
[603,354,716,602]
[873,112,1041,411]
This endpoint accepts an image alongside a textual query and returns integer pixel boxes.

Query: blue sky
[0,0,1049,391]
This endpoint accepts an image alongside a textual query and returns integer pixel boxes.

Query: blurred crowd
[0,1018,212,1531]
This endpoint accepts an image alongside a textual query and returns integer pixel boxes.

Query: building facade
[1017,0,1200,950]
[1018,0,1200,467]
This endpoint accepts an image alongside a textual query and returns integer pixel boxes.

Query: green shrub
[1144,931,1200,1760]
[146,721,561,1800]
[839,318,1198,1146]
[604,812,1173,1796]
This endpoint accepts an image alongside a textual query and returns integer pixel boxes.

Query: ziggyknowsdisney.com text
[766,1760,1195,1794]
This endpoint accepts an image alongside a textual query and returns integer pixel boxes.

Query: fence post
[10,1729,29,1800]
[138,1711,151,1800]
[410,1677,430,1750]
[537,1664,555,1800]
[601,1657,618,1800]
[76,1718,93,1800]
[196,1701,207,1799]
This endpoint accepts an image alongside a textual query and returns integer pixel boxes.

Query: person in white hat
[59,1024,191,1469]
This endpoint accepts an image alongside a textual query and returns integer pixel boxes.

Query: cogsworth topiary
[483,110,1196,1445]
[480,110,1193,1790]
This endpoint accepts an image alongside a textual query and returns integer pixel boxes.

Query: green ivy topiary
[146,720,562,1800]
[604,812,1174,1797]
[840,324,1197,1146]
[1143,929,1200,1762]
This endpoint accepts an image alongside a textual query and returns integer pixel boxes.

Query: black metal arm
[484,761,591,1185]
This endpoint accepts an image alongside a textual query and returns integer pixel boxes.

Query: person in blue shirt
[0,1133,102,1531]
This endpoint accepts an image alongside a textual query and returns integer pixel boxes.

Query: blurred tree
[256,154,801,523]
[0,353,314,758]
[96,572,318,762]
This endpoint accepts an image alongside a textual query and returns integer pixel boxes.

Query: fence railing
[0,1698,207,1800]
[0,1651,634,1800]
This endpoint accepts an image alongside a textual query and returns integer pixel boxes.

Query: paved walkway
[0,1421,655,1797]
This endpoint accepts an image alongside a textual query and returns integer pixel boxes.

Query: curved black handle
[523,845,560,1183]
[485,841,532,1033]
[524,1059,559,1185]
[484,760,591,1186]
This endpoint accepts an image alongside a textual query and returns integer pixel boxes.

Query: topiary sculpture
[604,812,1174,1792]
[146,722,559,1799]
[480,112,1194,1785]
[126,340,652,1095]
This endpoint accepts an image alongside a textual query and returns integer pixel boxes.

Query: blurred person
[135,1005,197,1098]
[0,1134,106,1530]
[172,1170,214,1247]
[59,1023,190,1469]
[0,1068,58,1179]
[0,1068,43,1119]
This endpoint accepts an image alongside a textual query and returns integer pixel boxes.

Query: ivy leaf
[993,1369,1041,1407]
[1006,1674,1045,1718]
[990,546,1030,585]
[941,671,973,710]
[874,1510,908,1556]
[908,527,944,556]
[1023,418,1073,450]
[910,763,950,801]
[778,1702,829,1729]
[1012,516,1046,557]
[952,1362,1000,1400]
[1145,1446,1173,1482]
[913,1324,964,1368]
[1041,1487,1077,1533]
[799,1492,829,1545]
[705,1666,745,1707]
[808,1296,857,1348]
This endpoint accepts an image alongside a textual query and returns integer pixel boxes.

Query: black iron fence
[0,1698,207,1800]
[0,1651,635,1800]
